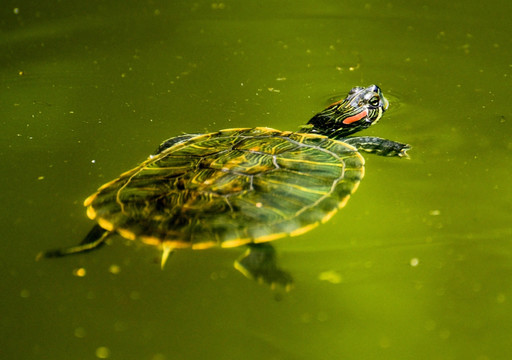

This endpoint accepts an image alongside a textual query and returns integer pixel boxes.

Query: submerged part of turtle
[39,85,410,289]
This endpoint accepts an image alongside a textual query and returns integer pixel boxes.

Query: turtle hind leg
[37,224,111,260]
[234,243,293,290]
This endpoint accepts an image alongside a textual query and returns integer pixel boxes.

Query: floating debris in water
[108,264,121,274]
[129,291,140,300]
[318,270,343,284]
[95,346,110,359]
[74,327,86,338]
[73,267,86,277]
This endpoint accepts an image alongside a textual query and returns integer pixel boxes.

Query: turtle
[39,84,410,289]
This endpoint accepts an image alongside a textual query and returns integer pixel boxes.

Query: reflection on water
[2,0,511,359]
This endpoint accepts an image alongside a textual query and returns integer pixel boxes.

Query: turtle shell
[84,127,365,250]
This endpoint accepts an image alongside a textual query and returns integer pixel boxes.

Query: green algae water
[2,1,511,359]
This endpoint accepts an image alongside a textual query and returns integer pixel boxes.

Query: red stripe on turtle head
[342,110,368,124]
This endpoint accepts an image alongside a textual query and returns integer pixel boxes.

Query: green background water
[2,0,511,359]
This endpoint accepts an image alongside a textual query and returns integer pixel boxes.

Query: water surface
[2,1,511,359]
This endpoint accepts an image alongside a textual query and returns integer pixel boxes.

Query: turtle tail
[37,224,110,260]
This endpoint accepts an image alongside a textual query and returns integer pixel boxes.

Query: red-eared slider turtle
[39,85,409,289]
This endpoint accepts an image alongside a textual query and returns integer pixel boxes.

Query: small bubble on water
[497,293,506,303]
[108,264,121,274]
[95,346,110,358]
[151,354,166,360]
[74,327,86,338]
[73,268,87,277]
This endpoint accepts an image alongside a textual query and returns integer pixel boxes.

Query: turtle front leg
[344,136,410,157]
[234,243,293,290]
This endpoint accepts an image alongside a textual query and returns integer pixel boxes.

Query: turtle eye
[369,95,380,107]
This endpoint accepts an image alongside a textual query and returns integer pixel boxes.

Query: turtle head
[306,85,389,138]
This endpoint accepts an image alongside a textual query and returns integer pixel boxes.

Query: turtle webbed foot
[234,243,293,291]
